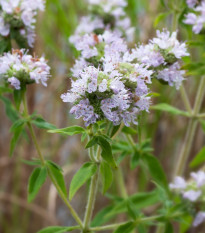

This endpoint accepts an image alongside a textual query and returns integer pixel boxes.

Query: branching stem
[22,92,83,228]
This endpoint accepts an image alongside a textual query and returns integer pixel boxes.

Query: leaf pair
[86,135,117,168]
[28,161,67,202]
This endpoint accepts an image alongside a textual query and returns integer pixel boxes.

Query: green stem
[180,85,192,114]
[90,215,163,231]
[197,113,205,118]
[115,167,128,199]
[126,134,136,148]
[22,92,83,228]
[174,76,205,176]
[83,167,100,231]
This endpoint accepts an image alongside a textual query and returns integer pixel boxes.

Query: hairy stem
[180,84,192,114]
[22,92,83,228]
[115,167,128,199]
[90,215,164,231]
[83,166,100,231]
[174,76,205,176]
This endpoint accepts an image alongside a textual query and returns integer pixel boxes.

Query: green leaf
[32,117,56,130]
[113,222,135,233]
[91,205,114,227]
[151,104,189,117]
[105,190,160,222]
[100,161,113,194]
[10,119,26,132]
[13,89,24,111]
[21,159,41,166]
[48,126,85,136]
[97,136,117,168]
[46,161,67,197]
[110,125,121,138]
[130,151,140,169]
[200,120,205,133]
[69,162,97,200]
[9,123,24,157]
[0,96,19,122]
[165,222,174,233]
[190,146,205,168]
[37,226,79,233]
[28,167,47,202]
[86,136,98,148]
[122,126,137,135]
[154,12,170,27]
[0,86,12,95]
[142,154,168,191]
[126,199,138,220]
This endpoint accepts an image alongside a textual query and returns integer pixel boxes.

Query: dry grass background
[0,0,205,232]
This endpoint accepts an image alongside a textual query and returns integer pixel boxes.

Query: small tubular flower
[184,1,205,34]
[131,30,189,89]
[0,0,45,47]
[0,49,50,89]
[170,170,205,227]
[69,0,135,45]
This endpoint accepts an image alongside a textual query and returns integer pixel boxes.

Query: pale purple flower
[184,1,205,34]
[0,49,50,89]
[132,44,165,68]
[8,77,20,90]
[193,212,205,227]
[151,30,189,59]
[191,171,205,188]
[0,0,45,47]
[186,0,198,8]
[184,13,205,34]
[157,63,185,89]
[0,16,10,36]
[183,190,202,202]
[169,176,187,190]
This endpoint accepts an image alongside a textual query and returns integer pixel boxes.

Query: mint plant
[1,0,205,233]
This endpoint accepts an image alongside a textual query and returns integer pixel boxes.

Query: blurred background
[0,0,205,232]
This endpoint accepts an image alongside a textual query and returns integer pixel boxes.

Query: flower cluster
[131,30,189,89]
[0,0,45,47]
[170,171,205,227]
[184,0,205,34]
[63,29,188,126]
[62,32,152,126]
[0,49,50,90]
[69,0,135,45]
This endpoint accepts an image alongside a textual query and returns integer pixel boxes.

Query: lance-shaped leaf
[9,122,25,157]
[151,103,189,117]
[32,116,57,130]
[190,146,205,168]
[97,136,117,168]
[46,161,67,197]
[69,162,98,200]
[142,154,168,191]
[28,167,47,202]
[100,161,113,194]
[113,222,136,233]
[48,126,85,136]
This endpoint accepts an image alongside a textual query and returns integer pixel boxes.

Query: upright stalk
[83,167,100,231]
[174,76,205,176]
[22,92,83,228]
